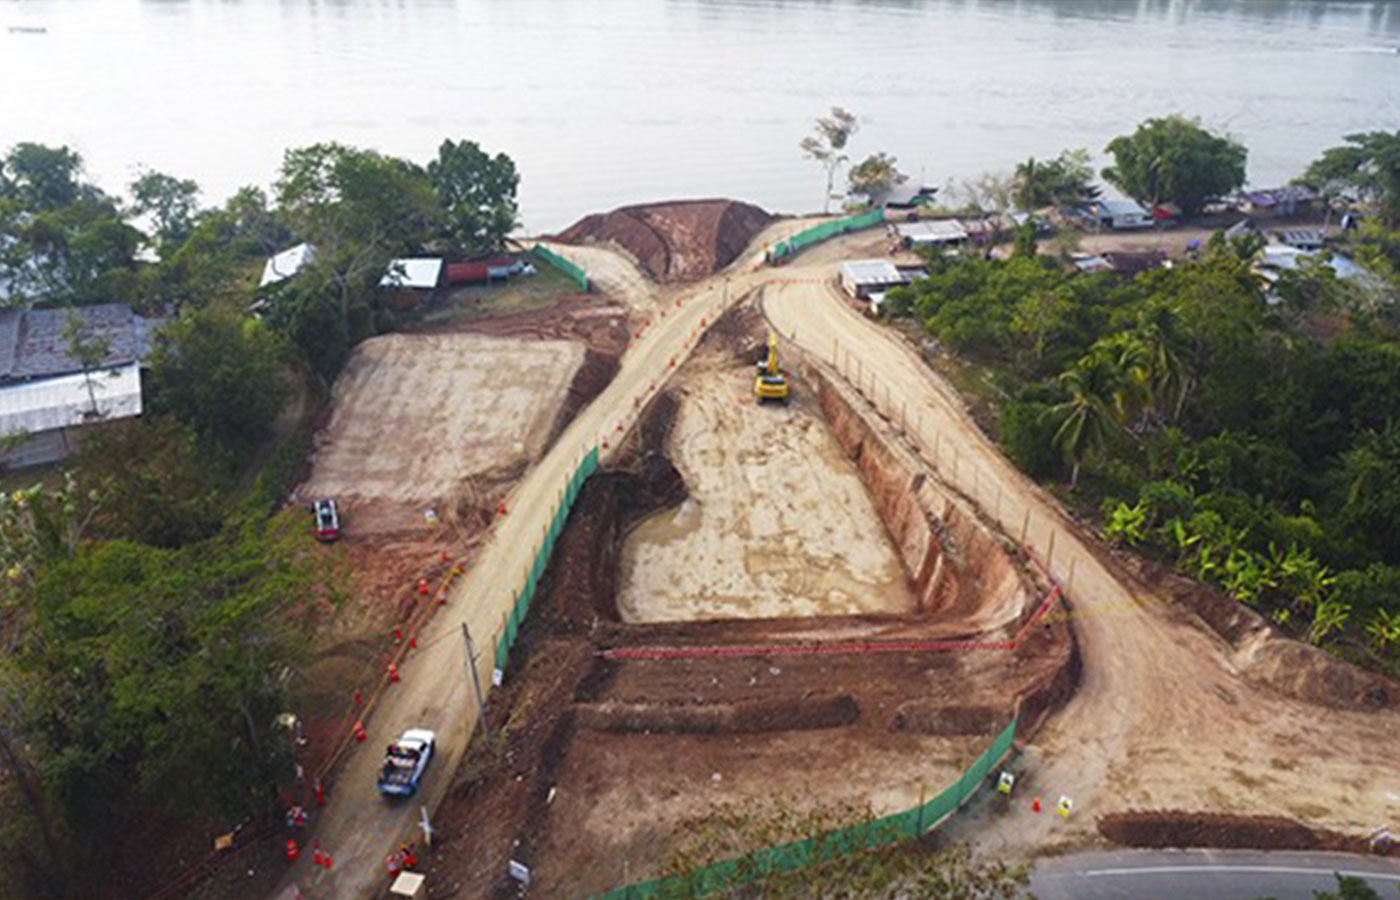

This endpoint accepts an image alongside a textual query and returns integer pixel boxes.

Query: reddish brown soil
[555,200,772,282]
[1099,811,1399,857]
[1127,557,1397,712]
[422,352,1077,898]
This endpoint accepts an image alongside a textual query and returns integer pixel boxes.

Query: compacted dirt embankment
[422,303,1079,900]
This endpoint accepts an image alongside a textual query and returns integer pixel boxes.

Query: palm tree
[1133,305,1194,424]
[1046,351,1123,490]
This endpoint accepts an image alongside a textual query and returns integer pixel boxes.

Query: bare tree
[800,107,859,214]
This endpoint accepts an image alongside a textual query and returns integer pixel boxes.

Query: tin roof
[260,243,317,288]
[839,259,904,286]
[895,220,968,243]
[0,361,143,435]
[380,258,444,290]
[0,303,157,383]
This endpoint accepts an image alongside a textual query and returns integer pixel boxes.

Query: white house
[839,260,906,300]
[1092,199,1153,230]
[0,304,159,468]
[894,220,969,248]
[259,242,318,289]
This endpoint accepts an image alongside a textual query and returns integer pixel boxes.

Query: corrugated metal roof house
[839,259,907,299]
[0,303,160,468]
[260,243,317,289]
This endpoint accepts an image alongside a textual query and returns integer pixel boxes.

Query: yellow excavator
[754,333,791,403]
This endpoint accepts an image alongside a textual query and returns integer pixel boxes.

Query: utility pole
[461,622,489,738]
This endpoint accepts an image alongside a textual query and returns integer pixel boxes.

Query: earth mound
[555,199,771,282]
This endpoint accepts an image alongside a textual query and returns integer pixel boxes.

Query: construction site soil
[423,307,1077,900]
[168,298,632,900]
[1098,811,1399,858]
[556,199,773,283]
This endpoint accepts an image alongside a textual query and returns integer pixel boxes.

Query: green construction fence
[531,244,591,292]
[587,716,1019,900]
[494,447,600,671]
[765,209,886,264]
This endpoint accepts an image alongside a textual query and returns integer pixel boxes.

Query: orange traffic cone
[497,503,507,516]
[409,636,417,650]
[286,838,299,860]
[437,591,448,606]
[322,854,332,871]
[394,628,402,643]
[354,720,367,742]
[315,781,324,807]
[353,688,362,705]
[417,578,428,596]
[388,662,400,683]
[1032,796,1041,813]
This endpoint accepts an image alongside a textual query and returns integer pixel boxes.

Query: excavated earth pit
[425,304,1077,900]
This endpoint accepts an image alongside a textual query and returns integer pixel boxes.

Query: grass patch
[421,266,580,325]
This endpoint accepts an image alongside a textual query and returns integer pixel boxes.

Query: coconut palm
[1133,305,1195,423]
[1046,350,1123,489]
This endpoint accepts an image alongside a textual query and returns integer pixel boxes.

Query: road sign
[997,772,1015,795]
[1056,796,1073,819]
[508,860,531,886]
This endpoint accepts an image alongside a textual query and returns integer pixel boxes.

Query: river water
[2,0,1398,232]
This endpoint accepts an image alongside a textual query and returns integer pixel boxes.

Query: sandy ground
[618,360,914,622]
[301,332,583,530]
[760,259,1400,854]
[276,223,1398,900]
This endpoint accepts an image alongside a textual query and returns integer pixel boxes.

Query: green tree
[129,168,201,251]
[60,309,113,418]
[0,143,85,211]
[146,303,289,457]
[1313,872,1384,900]
[1300,130,1400,226]
[1048,350,1125,489]
[272,142,441,376]
[76,417,223,547]
[426,139,519,255]
[1013,149,1100,210]
[1103,115,1247,215]
[848,152,907,205]
[800,107,859,214]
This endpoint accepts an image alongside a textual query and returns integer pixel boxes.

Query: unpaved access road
[277,224,1398,900]
[275,251,739,900]
[761,271,1400,854]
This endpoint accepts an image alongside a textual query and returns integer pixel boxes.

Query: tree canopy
[427,139,519,255]
[1103,115,1247,214]
[1300,129,1400,226]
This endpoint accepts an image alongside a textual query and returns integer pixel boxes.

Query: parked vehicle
[377,729,436,797]
[312,498,340,542]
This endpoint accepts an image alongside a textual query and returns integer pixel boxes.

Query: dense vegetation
[884,126,1400,677]
[0,136,518,897]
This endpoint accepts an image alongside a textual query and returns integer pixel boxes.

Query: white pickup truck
[376,728,436,797]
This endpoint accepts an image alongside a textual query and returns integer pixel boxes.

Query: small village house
[259,242,318,289]
[893,220,968,249]
[380,258,445,310]
[1087,199,1153,230]
[839,259,906,300]
[1238,186,1318,219]
[0,304,160,469]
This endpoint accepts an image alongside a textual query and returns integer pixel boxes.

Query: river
[2,0,1398,232]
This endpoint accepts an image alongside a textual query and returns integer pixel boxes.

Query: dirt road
[275,248,739,900]
[278,224,1398,900]
[761,273,1400,854]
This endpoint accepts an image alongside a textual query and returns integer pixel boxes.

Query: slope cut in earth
[555,199,772,282]
[759,262,1400,857]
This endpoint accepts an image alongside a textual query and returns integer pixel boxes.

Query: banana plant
[1364,607,1400,651]
[1308,599,1352,645]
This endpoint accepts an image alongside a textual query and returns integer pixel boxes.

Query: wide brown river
[2,0,1398,231]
